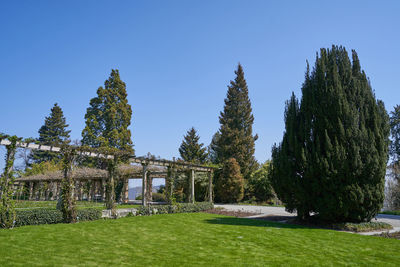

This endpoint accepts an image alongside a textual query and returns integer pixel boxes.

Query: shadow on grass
[204,216,311,230]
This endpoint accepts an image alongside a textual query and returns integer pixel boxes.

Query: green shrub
[12,208,101,228]
[136,202,213,216]
[15,209,63,227]
[333,222,393,232]
[152,192,166,202]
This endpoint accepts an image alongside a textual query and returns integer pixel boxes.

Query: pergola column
[189,169,195,203]
[78,180,83,201]
[146,176,153,203]
[166,166,175,204]
[142,164,148,206]
[208,170,213,203]
[90,180,96,201]
[122,178,129,204]
[29,181,34,200]
[101,179,106,201]
[55,181,61,200]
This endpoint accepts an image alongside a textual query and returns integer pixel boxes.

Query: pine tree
[215,158,244,203]
[270,46,390,223]
[81,69,134,164]
[207,132,220,164]
[215,63,258,179]
[31,103,71,164]
[178,127,207,163]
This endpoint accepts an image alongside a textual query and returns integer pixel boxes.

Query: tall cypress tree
[81,69,134,163]
[270,46,390,223]
[215,63,258,179]
[390,105,400,162]
[179,127,207,163]
[31,103,71,164]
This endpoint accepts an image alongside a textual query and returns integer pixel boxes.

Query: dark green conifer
[179,127,207,163]
[270,46,390,223]
[390,105,400,162]
[215,63,258,179]
[215,158,244,203]
[81,69,134,165]
[31,103,71,164]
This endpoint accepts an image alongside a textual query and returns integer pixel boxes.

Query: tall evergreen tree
[31,103,71,164]
[178,127,207,163]
[81,69,134,163]
[215,158,244,203]
[270,46,390,223]
[215,63,258,179]
[390,105,400,162]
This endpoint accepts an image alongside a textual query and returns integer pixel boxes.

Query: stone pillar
[55,181,61,200]
[90,180,96,201]
[40,182,45,201]
[29,181,34,200]
[189,169,195,203]
[208,170,213,203]
[166,166,175,204]
[101,179,106,201]
[142,164,148,206]
[146,176,153,202]
[122,179,129,204]
[79,180,84,201]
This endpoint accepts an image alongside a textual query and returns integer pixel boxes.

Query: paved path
[215,204,400,234]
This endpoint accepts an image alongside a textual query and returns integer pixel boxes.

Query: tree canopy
[179,127,207,163]
[214,63,258,179]
[270,45,390,223]
[81,69,134,166]
[30,103,71,164]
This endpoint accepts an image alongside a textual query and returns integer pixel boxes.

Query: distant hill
[128,185,162,200]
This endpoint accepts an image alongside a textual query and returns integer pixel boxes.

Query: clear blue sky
[1,0,399,168]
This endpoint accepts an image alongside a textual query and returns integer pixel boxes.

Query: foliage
[152,192,166,202]
[24,160,62,176]
[246,161,275,203]
[179,127,207,163]
[1,213,400,265]
[270,46,390,223]
[81,69,134,168]
[136,202,213,215]
[333,222,392,233]
[11,208,101,228]
[30,103,71,164]
[215,158,244,203]
[0,136,19,228]
[213,64,258,179]
[60,147,77,223]
[207,132,220,163]
[390,105,400,162]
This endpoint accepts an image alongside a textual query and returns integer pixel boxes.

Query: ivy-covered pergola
[0,135,215,226]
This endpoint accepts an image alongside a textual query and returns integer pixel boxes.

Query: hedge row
[8,202,213,228]
[135,202,213,216]
[14,208,102,227]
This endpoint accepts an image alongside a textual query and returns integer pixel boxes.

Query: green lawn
[14,200,140,210]
[0,213,399,266]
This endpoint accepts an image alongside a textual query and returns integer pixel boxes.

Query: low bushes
[13,208,101,228]
[8,203,213,228]
[136,202,213,216]
[334,222,393,232]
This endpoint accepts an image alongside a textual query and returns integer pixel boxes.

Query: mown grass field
[0,212,399,266]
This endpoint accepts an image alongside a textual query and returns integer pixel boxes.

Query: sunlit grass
[0,213,399,266]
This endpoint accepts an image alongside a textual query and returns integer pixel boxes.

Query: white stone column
[142,164,148,206]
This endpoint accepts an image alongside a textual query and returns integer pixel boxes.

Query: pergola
[1,138,215,206]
